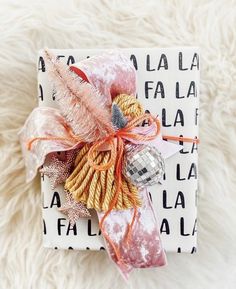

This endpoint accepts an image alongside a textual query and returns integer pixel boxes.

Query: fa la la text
[43,216,197,237]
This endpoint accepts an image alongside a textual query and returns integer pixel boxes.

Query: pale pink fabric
[18,107,82,182]
[97,189,167,279]
[70,51,137,104]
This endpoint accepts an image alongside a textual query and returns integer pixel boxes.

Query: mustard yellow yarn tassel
[65,95,144,211]
[65,149,139,211]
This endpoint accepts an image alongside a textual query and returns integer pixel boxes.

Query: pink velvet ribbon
[19,51,168,278]
[97,189,167,280]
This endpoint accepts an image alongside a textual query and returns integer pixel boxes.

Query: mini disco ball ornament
[123,145,165,187]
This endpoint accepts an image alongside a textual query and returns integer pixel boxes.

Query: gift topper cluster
[19,48,199,279]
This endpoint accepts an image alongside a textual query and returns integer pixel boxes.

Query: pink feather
[43,49,114,143]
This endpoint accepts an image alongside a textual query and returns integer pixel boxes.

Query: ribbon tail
[18,107,82,182]
[97,188,167,280]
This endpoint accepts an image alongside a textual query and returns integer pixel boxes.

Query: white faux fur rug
[0,0,236,288]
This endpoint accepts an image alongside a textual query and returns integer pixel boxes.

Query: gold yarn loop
[113,94,144,118]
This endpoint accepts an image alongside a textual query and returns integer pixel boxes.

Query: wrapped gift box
[38,47,199,253]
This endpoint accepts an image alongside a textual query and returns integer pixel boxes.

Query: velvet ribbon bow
[19,50,185,279]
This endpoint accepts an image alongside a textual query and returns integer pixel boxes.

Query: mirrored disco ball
[123,145,165,187]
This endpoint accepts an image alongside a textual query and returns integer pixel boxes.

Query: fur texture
[0,0,236,288]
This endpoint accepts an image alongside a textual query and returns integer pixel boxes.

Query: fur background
[0,0,236,288]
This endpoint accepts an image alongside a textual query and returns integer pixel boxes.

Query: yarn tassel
[65,148,140,211]
[64,95,145,211]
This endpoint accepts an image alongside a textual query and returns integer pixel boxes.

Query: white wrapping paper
[39,48,199,253]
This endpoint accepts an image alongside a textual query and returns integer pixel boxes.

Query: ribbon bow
[19,49,199,279]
